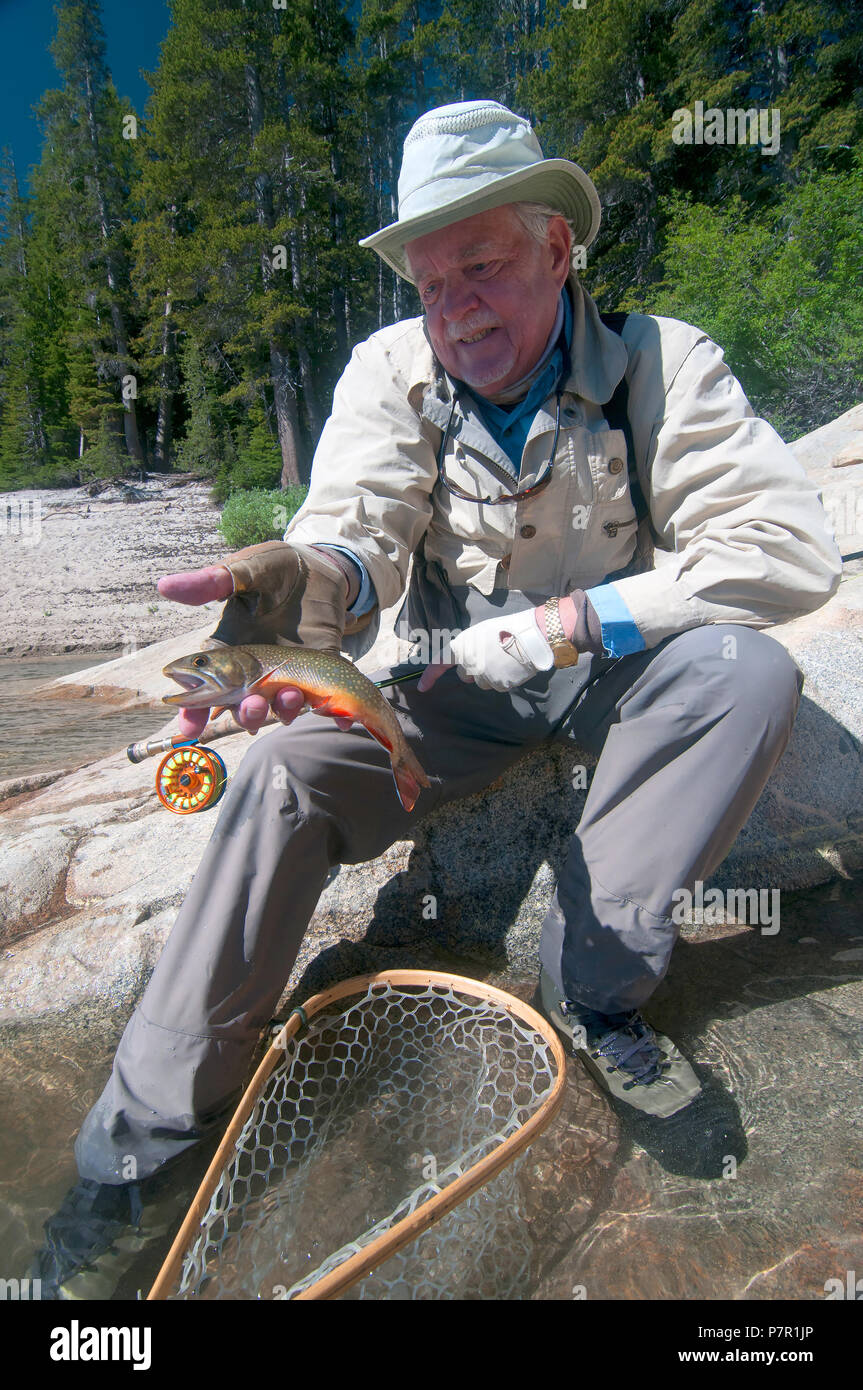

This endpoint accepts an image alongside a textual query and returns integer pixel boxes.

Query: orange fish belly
[249,673,427,812]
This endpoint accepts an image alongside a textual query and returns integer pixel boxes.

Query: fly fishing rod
[127,668,424,815]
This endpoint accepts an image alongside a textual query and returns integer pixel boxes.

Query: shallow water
[0,655,169,780]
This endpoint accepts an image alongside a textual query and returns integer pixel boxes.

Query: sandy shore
[1,477,226,657]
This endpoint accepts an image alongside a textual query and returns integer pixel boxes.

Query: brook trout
[162,643,431,813]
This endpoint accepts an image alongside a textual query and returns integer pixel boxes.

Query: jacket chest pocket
[566,426,639,584]
[589,428,633,505]
[589,428,639,538]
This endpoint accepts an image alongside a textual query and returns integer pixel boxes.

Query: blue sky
[0,0,171,188]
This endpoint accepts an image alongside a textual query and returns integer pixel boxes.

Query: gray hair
[513,201,581,271]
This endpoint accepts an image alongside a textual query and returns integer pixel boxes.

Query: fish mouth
[162,669,212,694]
[161,669,217,705]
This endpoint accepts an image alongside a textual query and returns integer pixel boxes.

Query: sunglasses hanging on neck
[434,316,571,507]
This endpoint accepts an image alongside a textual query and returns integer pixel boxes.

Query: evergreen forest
[1,0,861,494]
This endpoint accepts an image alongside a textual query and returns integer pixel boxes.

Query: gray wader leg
[75,660,587,1184]
[539,624,804,1015]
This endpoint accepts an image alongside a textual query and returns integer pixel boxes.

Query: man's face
[404,204,571,396]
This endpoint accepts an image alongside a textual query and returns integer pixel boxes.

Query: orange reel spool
[155,745,227,815]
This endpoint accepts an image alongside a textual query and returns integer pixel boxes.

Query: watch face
[553,642,580,668]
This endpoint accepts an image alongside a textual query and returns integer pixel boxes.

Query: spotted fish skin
[162,643,431,813]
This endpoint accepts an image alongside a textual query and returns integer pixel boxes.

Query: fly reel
[154,744,227,815]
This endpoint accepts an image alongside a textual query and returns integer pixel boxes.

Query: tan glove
[209,541,373,651]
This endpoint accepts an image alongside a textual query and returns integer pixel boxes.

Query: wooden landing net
[148,970,565,1301]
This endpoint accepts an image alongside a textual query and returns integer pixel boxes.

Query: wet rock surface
[516,878,863,1299]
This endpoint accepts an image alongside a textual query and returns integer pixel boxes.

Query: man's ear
[547,215,572,289]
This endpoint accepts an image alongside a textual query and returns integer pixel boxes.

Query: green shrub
[644,166,863,439]
[80,416,128,480]
[174,336,235,478]
[209,421,283,503]
[218,485,308,549]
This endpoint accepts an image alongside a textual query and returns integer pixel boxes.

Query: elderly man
[36,101,841,1297]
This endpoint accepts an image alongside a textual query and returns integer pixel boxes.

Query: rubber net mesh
[170,980,557,1300]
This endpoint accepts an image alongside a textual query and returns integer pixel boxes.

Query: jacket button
[608,456,624,474]
[500,555,512,570]
[519,524,536,539]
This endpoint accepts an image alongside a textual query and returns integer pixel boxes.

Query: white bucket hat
[359,100,601,283]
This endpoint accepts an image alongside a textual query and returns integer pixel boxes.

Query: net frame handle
[147,968,566,1302]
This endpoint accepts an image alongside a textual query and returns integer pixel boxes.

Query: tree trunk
[329,146,349,362]
[285,178,323,443]
[272,345,302,486]
[153,288,175,470]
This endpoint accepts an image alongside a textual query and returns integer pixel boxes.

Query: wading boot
[31,1147,213,1301]
[538,967,702,1118]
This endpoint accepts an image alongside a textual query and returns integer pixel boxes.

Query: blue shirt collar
[466,287,572,438]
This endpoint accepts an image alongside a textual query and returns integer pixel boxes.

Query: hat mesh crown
[403,103,525,147]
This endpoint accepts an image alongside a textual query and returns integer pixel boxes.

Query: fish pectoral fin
[310,696,358,721]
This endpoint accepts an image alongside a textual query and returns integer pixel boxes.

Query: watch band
[544,598,580,668]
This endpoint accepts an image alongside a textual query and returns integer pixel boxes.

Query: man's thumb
[158,564,234,606]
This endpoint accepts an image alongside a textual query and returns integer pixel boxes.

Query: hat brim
[359,159,601,283]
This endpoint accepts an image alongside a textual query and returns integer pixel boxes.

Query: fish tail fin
[357,713,431,813]
[392,746,431,813]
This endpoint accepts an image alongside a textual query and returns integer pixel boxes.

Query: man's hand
[417,607,555,693]
[157,555,354,738]
[208,540,349,651]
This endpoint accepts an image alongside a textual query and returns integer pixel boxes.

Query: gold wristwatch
[544,597,580,668]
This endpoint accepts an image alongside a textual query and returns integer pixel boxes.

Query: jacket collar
[562,274,629,403]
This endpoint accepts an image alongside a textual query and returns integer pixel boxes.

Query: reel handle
[127,734,199,764]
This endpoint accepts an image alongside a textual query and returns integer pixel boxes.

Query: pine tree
[132,0,359,484]
[36,0,144,465]
[0,151,74,483]
[524,0,682,305]
[173,333,235,477]
[1,0,859,490]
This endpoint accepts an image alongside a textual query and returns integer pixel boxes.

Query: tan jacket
[286,276,842,650]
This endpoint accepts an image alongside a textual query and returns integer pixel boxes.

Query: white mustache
[445,316,499,344]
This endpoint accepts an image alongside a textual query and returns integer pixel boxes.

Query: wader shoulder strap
[598,311,648,525]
